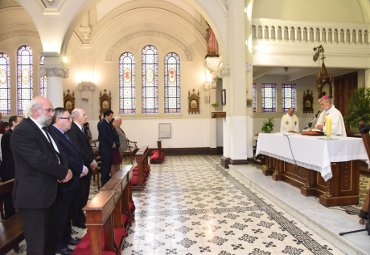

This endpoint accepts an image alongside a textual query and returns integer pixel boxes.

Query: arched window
[261,83,276,112]
[119,52,136,114]
[0,53,11,114]
[164,52,180,113]
[40,55,47,96]
[281,83,297,112]
[141,45,158,114]
[17,45,33,115]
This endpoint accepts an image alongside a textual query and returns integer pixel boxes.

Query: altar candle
[325,115,332,136]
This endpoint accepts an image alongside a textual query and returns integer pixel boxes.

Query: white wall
[89,118,212,149]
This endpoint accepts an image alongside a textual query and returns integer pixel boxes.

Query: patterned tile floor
[122,155,343,255]
[7,155,358,254]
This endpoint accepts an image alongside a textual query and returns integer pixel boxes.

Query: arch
[106,30,193,62]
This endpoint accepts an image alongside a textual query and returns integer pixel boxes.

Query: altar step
[229,163,370,255]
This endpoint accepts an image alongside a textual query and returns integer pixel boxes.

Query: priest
[280,107,300,133]
[315,95,346,136]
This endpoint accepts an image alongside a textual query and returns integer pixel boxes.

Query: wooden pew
[100,179,126,229]
[74,190,118,255]
[111,165,135,225]
[132,146,150,189]
[0,179,24,254]
[74,167,135,255]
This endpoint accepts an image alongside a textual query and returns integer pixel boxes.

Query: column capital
[40,67,69,78]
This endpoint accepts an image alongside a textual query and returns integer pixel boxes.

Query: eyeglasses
[43,108,55,113]
[59,117,72,120]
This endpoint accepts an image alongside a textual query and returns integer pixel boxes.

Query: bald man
[280,107,300,133]
[68,108,97,229]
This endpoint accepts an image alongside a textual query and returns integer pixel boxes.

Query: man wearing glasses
[48,107,88,254]
[11,96,72,255]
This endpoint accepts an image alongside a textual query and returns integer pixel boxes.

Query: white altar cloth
[256,133,369,181]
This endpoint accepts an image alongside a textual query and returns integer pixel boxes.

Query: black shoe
[57,246,73,255]
[68,237,81,246]
[73,222,86,229]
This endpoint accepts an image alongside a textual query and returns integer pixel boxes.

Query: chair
[122,139,138,164]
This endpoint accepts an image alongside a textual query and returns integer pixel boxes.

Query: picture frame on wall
[221,89,226,105]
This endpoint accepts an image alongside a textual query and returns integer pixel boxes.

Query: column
[365,69,370,88]
[221,0,248,167]
[40,52,68,107]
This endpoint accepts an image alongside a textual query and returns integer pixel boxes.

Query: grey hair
[114,115,122,121]
[71,108,83,121]
[24,99,42,118]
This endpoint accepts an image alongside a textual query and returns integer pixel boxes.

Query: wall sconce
[78,81,96,92]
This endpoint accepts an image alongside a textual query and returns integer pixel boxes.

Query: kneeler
[72,228,126,255]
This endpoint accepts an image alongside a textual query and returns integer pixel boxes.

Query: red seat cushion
[72,228,126,254]
[150,150,165,164]
[121,213,131,226]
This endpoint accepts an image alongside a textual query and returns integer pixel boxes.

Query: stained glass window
[17,45,33,115]
[253,83,256,112]
[40,55,47,96]
[281,83,296,112]
[119,52,136,114]
[141,45,158,114]
[164,52,180,113]
[0,53,11,114]
[261,83,276,112]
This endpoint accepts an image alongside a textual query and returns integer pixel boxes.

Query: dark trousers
[4,193,15,219]
[19,203,57,255]
[100,152,112,186]
[55,190,76,250]
[72,173,91,225]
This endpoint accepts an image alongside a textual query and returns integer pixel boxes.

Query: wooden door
[333,72,358,116]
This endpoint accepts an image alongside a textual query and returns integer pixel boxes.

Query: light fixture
[313,45,333,98]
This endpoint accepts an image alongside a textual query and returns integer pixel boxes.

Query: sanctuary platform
[230,163,370,255]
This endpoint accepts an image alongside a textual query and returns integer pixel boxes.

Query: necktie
[42,127,61,164]
[64,133,72,142]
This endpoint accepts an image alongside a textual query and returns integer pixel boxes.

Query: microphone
[305,110,321,129]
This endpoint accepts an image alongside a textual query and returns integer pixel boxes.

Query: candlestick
[325,115,332,137]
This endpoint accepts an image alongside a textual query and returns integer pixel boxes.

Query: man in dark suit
[0,115,23,219]
[98,109,116,186]
[48,108,88,255]
[68,108,97,228]
[11,96,72,255]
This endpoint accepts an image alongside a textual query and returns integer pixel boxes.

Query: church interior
[0,0,370,254]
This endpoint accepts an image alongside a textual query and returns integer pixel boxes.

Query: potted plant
[345,87,370,133]
[261,117,274,133]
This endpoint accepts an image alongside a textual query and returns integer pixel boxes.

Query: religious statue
[206,26,219,56]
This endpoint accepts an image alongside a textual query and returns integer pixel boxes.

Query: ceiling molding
[39,0,65,14]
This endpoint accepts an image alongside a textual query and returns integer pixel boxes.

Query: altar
[256,133,369,207]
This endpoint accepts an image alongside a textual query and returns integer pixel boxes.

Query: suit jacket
[67,122,95,169]
[115,127,127,154]
[11,118,68,209]
[98,119,115,157]
[1,129,14,180]
[48,125,83,192]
